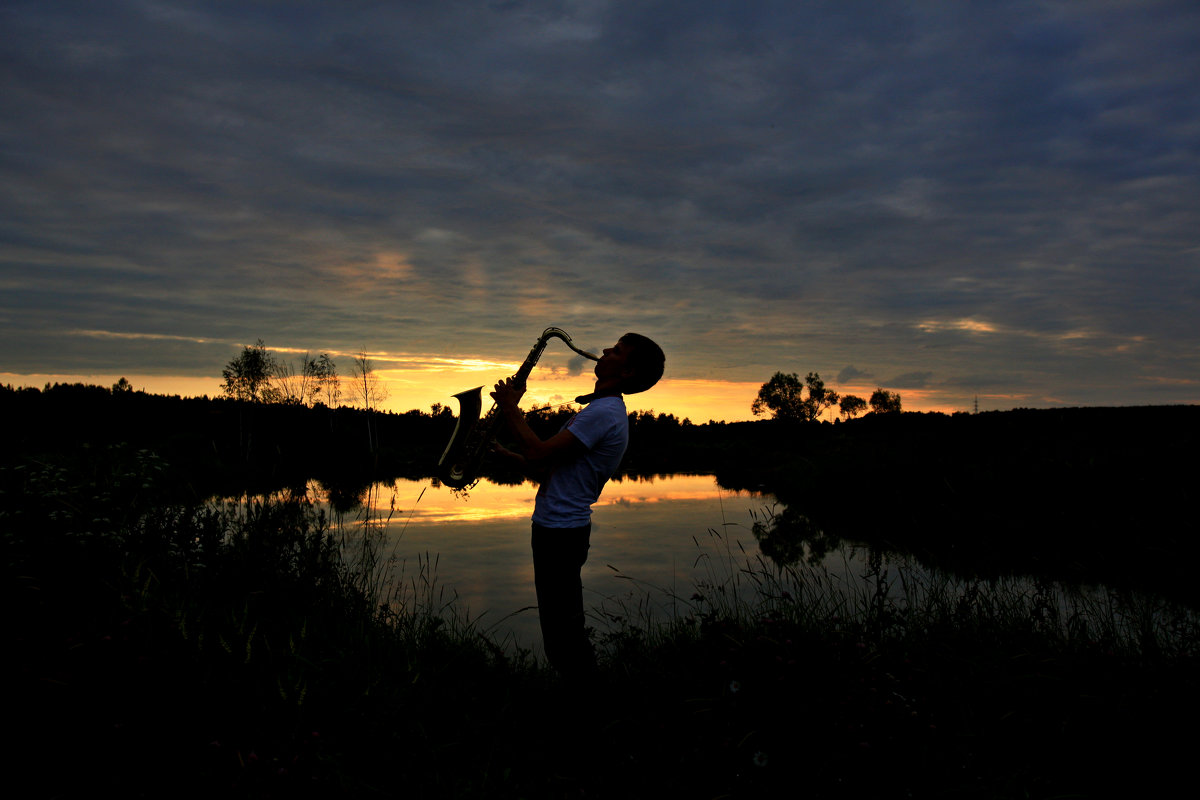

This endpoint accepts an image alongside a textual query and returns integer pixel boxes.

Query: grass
[587,521,1200,798]
[5,447,1198,798]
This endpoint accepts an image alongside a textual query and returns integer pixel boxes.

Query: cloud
[837,365,873,384]
[2,1,1199,412]
[566,354,595,377]
[886,371,936,390]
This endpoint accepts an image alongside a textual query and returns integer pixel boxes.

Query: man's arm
[489,441,548,482]
[490,377,587,465]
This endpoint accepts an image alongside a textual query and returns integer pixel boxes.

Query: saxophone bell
[437,386,484,490]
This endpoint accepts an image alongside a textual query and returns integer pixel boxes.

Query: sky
[2,0,1198,422]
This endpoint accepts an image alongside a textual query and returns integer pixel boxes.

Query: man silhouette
[490,332,664,677]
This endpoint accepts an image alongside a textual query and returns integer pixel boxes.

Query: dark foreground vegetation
[5,384,1199,797]
[6,445,1197,798]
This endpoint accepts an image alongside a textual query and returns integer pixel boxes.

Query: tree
[869,388,902,414]
[268,358,304,405]
[349,351,388,411]
[752,372,803,420]
[350,351,389,451]
[221,340,277,402]
[248,350,341,407]
[311,352,340,408]
[804,372,838,418]
[751,371,840,422]
[839,394,868,420]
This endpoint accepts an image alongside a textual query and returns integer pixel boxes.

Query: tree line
[751,371,902,423]
[220,340,398,453]
[220,339,389,412]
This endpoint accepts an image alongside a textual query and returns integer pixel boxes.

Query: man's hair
[619,333,665,394]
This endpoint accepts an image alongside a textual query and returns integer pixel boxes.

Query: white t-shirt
[531,396,629,528]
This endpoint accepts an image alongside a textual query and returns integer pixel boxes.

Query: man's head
[614,332,664,394]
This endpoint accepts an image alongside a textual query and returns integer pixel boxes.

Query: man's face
[594,337,635,384]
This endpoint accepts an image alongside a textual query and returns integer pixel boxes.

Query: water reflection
[314,474,778,651]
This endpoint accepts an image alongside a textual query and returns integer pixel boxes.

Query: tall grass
[319,479,526,659]
[4,449,536,798]
[594,509,1199,666]
[573,513,1200,798]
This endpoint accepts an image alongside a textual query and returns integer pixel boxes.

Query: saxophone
[437,327,599,489]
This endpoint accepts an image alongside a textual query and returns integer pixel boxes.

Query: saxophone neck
[514,327,599,385]
[539,327,601,362]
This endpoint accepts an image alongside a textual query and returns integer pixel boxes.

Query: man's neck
[577,379,623,405]
[591,377,623,398]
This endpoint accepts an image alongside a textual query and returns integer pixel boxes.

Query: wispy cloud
[71,329,224,344]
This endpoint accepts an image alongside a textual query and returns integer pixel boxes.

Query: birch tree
[350,351,389,451]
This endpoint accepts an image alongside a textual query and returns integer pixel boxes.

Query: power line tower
[973,395,978,414]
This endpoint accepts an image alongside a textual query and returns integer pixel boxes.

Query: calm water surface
[319,474,803,652]
[259,473,1180,657]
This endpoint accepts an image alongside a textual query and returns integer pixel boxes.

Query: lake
[316,473,801,653]
[248,471,1192,659]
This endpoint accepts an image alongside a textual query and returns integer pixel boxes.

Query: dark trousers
[531,522,596,677]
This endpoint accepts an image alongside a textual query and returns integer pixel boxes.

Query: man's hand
[489,441,522,464]
[490,375,584,465]
[490,440,548,481]
[490,377,526,410]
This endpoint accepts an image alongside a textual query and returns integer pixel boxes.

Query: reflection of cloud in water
[379,480,537,524]
[601,474,759,507]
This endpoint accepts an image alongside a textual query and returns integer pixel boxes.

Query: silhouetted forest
[2,382,456,497]
[5,382,1197,604]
